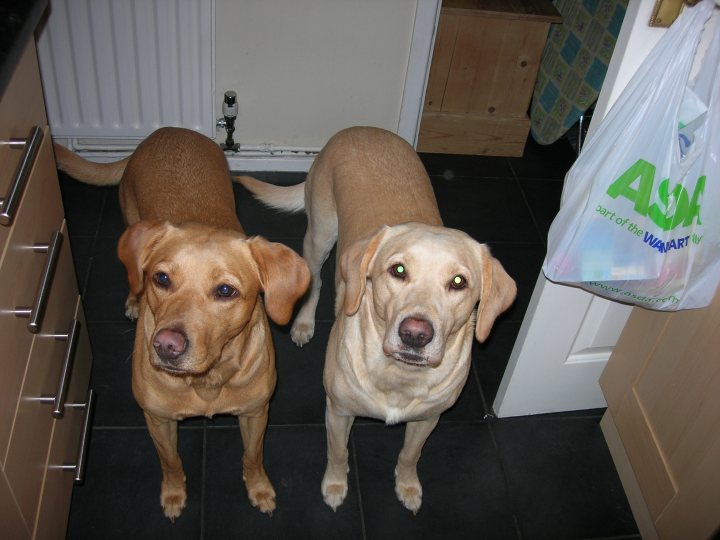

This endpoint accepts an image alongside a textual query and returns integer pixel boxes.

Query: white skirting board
[53,139,318,173]
[225,153,316,173]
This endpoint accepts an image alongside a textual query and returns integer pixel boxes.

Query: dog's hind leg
[321,397,355,510]
[144,411,187,520]
[238,406,276,515]
[394,416,439,514]
[291,210,337,346]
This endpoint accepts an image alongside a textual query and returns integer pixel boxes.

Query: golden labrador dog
[55,127,310,520]
[237,126,516,513]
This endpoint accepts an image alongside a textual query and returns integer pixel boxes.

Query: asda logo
[606,159,704,232]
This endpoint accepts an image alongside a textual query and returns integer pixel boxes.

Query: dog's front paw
[124,294,139,320]
[395,468,423,514]
[321,470,348,511]
[322,482,348,511]
[245,476,277,515]
[290,319,315,346]
[243,468,275,516]
[160,473,187,521]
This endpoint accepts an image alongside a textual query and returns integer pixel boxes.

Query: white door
[493,0,672,417]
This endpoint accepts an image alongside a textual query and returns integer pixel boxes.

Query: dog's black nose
[399,317,434,348]
[153,328,188,363]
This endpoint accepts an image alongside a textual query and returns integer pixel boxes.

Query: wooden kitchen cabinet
[1,39,94,539]
[600,289,720,539]
[418,0,561,156]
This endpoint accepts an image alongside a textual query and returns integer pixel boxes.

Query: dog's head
[340,223,516,368]
[118,221,310,375]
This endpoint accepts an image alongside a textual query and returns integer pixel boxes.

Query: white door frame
[398,0,442,147]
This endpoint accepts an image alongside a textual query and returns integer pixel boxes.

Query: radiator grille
[37,0,215,139]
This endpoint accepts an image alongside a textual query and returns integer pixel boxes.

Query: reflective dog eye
[449,274,467,290]
[389,263,407,279]
[153,272,171,288]
[215,283,237,299]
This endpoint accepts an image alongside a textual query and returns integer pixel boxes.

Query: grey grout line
[485,419,525,540]
[199,423,207,540]
[469,360,494,419]
[511,174,550,246]
[350,434,368,540]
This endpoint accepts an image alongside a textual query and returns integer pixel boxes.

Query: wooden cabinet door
[599,289,720,539]
[417,2,560,157]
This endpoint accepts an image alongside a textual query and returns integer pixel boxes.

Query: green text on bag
[606,158,704,231]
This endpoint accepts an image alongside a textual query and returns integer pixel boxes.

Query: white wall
[214,0,418,148]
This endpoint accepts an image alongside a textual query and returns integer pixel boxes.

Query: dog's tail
[234,175,306,214]
[54,143,129,186]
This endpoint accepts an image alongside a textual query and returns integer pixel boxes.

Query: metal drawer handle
[50,389,96,484]
[13,230,63,333]
[0,126,44,226]
[39,318,81,418]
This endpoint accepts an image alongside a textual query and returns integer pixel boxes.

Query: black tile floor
[61,136,638,539]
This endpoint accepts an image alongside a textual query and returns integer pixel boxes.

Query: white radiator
[37,0,215,141]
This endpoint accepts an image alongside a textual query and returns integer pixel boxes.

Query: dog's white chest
[377,390,428,425]
[384,405,406,425]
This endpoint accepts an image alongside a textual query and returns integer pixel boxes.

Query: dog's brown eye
[389,263,407,280]
[215,283,237,299]
[449,274,467,290]
[153,272,171,288]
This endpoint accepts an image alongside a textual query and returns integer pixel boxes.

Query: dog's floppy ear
[340,226,390,316]
[248,237,310,325]
[117,221,170,296]
[475,244,517,342]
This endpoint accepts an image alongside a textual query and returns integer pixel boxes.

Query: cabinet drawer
[35,297,93,540]
[4,219,81,527]
[0,130,64,459]
[0,40,47,253]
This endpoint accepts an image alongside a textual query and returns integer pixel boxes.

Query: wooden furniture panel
[424,13,459,113]
[600,289,720,539]
[1,473,29,540]
[613,391,675,518]
[442,14,500,112]
[1,37,94,540]
[489,20,549,114]
[419,111,530,156]
[418,0,560,156]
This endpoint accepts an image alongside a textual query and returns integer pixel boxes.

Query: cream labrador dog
[238,126,516,513]
[55,128,310,519]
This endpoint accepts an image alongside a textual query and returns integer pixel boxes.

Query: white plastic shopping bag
[543,0,720,311]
